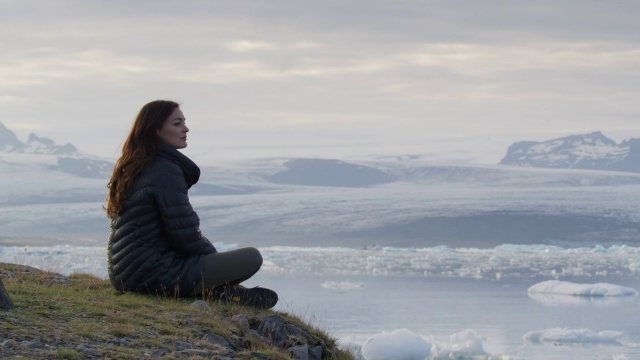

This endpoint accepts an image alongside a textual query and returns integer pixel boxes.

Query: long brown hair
[106,100,180,219]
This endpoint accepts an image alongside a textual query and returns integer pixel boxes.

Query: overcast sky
[2,0,639,164]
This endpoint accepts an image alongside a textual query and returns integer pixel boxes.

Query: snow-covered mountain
[500,131,640,172]
[0,122,77,154]
[3,121,640,248]
[0,121,113,178]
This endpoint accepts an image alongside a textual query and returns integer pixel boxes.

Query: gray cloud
[1,0,639,163]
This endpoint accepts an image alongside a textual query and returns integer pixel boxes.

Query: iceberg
[524,327,624,345]
[358,328,489,360]
[528,280,638,297]
[361,328,431,360]
[430,329,488,359]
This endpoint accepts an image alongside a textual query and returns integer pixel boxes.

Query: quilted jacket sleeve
[151,160,216,255]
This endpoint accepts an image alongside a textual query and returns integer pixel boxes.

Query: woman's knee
[244,247,263,269]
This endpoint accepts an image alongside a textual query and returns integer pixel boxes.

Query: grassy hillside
[0,263,354,359]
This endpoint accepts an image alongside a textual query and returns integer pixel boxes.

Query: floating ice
[528,280,638,297]
[523,327,624,345]
[2,244,640,282]
[321,280,364,291]
[431,329,488,359]
[361,328,431,360]
[358,328,490,360]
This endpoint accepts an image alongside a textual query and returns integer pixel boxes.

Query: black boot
[212,285,278,309]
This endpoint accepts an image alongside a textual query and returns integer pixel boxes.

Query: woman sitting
[106,100,277,309]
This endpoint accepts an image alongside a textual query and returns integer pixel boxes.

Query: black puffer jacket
[107,143,216,296]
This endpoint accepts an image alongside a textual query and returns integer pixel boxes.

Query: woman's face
[158,107,189,149]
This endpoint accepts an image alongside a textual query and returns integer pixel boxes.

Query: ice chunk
[321,280,364,290]
[361,328,431,360]
[523,327,624,344]
[528,280,638,297]
[359,328,491,360]
[431,329,488,359]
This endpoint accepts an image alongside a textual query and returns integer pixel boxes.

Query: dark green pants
[192,247,263,295]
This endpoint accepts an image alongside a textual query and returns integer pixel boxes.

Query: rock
[202,333,231,348]
[176,349,213,357]
[173,340,193,350]
[190,300,209,311]
[21,338,43,349]
[285,345,309,360]
[151,349,170,357]
[0,263,70,286]
[258,315,288,347]
[249,329,270,343]
[309,345,324,360]
[285,323,313,343]
[1,339,16,348]
[108,337,133,347]
[230,314,251,334]
[251,314,329,358]
[77,344,103,357]
[0,277,14,310]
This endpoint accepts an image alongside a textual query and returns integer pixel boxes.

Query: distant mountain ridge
[500,131,640,173]
[0,121,112,178]
[268,158,394,187]
[4,120,640,184]
[0,122,78,155]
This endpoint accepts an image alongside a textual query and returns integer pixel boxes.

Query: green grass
[0,264,355,359]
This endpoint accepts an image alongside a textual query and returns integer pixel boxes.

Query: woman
[106,100,277,309]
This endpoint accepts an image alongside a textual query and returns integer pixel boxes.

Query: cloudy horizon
[2,0,639,164]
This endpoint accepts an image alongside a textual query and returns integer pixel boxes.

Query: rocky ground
[0,263,353,359]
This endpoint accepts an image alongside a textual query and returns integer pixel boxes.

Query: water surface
[246,273,640,359]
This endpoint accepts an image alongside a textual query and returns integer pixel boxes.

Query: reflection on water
[528,291,637,307]
[244,273,640,360]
